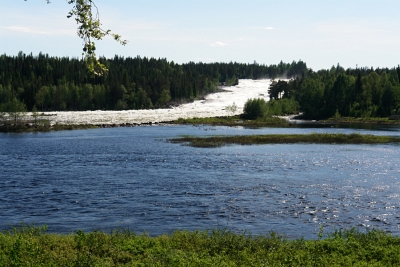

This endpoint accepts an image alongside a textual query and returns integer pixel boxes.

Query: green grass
[173,115,289,127]
[0,121,99,133]
[1,225,400,266]
[170,133,400,147]
[323,116,400,124]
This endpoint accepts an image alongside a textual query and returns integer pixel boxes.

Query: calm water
[1,124,400,239]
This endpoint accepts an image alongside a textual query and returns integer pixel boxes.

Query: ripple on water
[1,126,400,238]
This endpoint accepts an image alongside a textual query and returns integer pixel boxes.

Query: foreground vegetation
[171,133,400,147]
[1,225,400,266]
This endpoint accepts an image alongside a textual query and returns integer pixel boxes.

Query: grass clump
[170,133,400,147]
[1,225,400,266]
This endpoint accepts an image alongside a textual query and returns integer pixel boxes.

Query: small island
[171,133,400,147]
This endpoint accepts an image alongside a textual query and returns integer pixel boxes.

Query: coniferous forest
[0,52,305,112]
[269,65,400,119]
[1,52,399,120]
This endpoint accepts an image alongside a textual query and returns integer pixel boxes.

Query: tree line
[0,52,307,113]
[3,53,398,121]
[267,64,400,119]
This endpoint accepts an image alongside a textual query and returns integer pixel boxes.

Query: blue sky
[1,0,400,70]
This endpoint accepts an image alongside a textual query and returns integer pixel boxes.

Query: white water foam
[36,79,271,125]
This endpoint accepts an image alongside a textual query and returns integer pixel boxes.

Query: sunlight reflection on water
[0,125,400,238]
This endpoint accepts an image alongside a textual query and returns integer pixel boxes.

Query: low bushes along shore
[1,225,400,266]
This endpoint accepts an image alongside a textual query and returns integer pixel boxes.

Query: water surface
[1,125,400,238]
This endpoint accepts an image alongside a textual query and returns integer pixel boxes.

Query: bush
[225,102,237,116]
[266,98,300,116]
[0,97,27,126]
[243,98,268,119]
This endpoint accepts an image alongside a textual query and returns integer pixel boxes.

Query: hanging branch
[66,0,127,76]
[28,0,127,75]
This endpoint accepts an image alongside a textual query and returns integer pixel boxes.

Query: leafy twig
[66,0,127,76]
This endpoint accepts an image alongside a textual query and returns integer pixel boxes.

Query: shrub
[243,98,268,119]
[266,98,300,116]
[225,102,238,116]
[0,97,27,126]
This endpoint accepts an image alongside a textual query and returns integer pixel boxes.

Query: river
[1,124,400,239]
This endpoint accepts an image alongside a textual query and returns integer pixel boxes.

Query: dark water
[1,125,400,239]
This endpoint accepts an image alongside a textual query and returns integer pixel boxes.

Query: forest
[267,64,400,119]
[0,52,305,113]
[0,52,399,120]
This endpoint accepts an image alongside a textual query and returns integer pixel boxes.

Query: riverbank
[172,115,289,127]
[1,225,399,266]
[0,123,100,133]
[1,79,273,133]
[321,116,400,124]
[2,76,399,132]
[171,133,400,147]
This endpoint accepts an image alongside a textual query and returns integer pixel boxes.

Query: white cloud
[2,26,48,35]
[210,41,229,47]
[247,26,274,30]
[1,25,76,36]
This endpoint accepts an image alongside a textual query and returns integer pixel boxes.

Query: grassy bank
[0,123,99,133]
[1,225,400,266]
[173,115,289,127]
[322,116,400,124]
[0,115,289,133]
[171,133,400,147]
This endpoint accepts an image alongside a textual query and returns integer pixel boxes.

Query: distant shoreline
[1,114,399,133]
